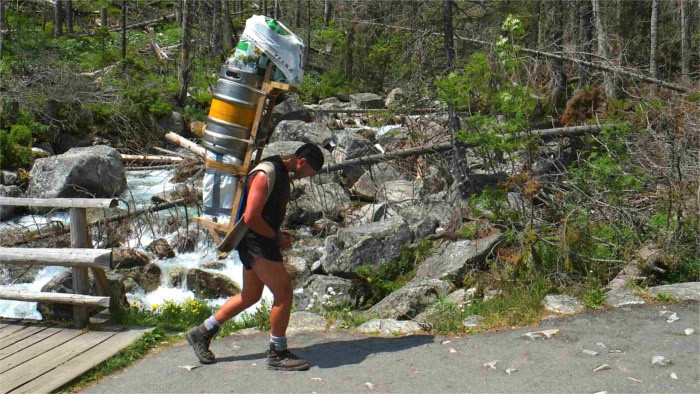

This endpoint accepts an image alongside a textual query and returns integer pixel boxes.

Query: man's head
[293,143,324,179]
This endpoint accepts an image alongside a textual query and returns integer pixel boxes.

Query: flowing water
[0,169,272,321]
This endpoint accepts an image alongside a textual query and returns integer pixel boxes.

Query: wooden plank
[0,290,110,307]
[0,323,29,340]
[70,207,91,329]
[0,197,118,209]
[0,327,82,373]
[12,327,154,394]
[0,327,123,393]
[0,326,63,361]
[91,267,111,296]
[0,248,112,269]
[0,323,55,350]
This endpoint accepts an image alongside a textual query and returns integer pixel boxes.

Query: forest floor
[82,302,699,393]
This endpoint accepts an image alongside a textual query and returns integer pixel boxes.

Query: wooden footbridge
[0,197,153,393]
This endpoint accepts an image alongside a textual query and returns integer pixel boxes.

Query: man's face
[295,158,317,179]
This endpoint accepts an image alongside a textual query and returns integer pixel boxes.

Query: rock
[593,364,612,372]
[583,349,599,356]
[312,218,340,237]
[647,282,700,301]
[55,132,92,153]
[286,311,328,333]
[321,219,413,277]
[462,314,484,327]
[168,267,186,287]
[506,192,527,213]
[126,264,162,292]
[111,248,150,269]
[505,368,517,375]
[156,111,185,136]
[483,360,499,370]
[384,88,406,107]
[356,318,424,335]
[200,261,226,270]
[604,289,645,307]
[398,201,462,233]
[652,355,671,366]
[287,179,351,227]
[671,373,678,379]
[376,180,422,204]
[0,264,42,285]
[146,238,176,259]
[684,328,695,335]
[413,233,502,284]
[351,163,404,200]
[349,203,400,226]
[28,145,126,199]
[445,288,477,306]
[350,93,384,109]
[186,268,241,298]
[366,279,454,319]
[303,275,353,312]
[271,120,334,148]
[1,171,18,185]
[0,185,23,220]
[318,97,343,107]
[543,294,584,315]
[270,98,312,131]
[522,329,560,340]
[174,232,198,253]
[484,289,503,301]
[285,256,311,289]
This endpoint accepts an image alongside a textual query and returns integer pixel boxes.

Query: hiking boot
[267,344,310,371]
[186,324,217,364]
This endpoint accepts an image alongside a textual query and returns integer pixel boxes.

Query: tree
[579,0,594,85]
[222,0,234,54]
[344,23,354,80]
[592,0,616,99]
[443,0,471,199]
[552,0,567,109]
[54,0,64,38]
[213,0,223,57]
[0,0,5,55]
[178,0,192,106]
[274,0,280,20]
[324,0,332,27]
[294,0,301,28]
[121,0,127,59]
[680,0,691,78]
[100,7,108,27]
[650,0,659,79]
[66,0,73,35]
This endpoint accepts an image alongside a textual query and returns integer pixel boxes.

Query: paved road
[85,302,699,393]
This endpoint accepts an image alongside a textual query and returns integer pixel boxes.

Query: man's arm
[242,171,277,239]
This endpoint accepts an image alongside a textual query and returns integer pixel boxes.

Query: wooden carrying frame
[194,64,295,247]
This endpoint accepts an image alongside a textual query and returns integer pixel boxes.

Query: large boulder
[287,178,351,226]
[647,282,700,301]
[350,93,384,109]
[1,171,18,185]
[285,255,311,289]
[186,268,241,298]
[146,238,176,259]
[356,318,423,335]
[350,163,404,200]
[112,248,150,269]
[365,279,454,319]
[270,98,312,131]
[302,274,354,312]
[28,145,126,198]
[0,185,23,220]
[376,180,422,204]
[286,311,328,333]
[321,219,413,277]
[384,88,407,107]
[271,120,334,148]
[122,263,162,292]
[333,132,372,186]
[413,233,502,284]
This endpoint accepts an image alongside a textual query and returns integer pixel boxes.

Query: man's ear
[297,157,307,168]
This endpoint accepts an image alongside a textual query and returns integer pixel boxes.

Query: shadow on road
[217,335,435,369]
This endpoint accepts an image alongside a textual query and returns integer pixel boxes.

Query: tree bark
[592,0,616,99]
[121,0,127,59]
[305,0,311,61]
[177,0,192,106]
[324,0,331,27]
[274,0,280,20]
[650,0,659,79]
[294,0,300,28]
[680,0,691,78]
[176,0,183,25]
[264,0,268,17]
[536,0,544,48]
[100,7,108,26]
[344,23,354,80]
[553,0,567,109]
[0,0,5,55]
[53,0,63,38]
[213,0,223,57]
[443,0,471,199]
[579,0,594,85]
[66,0,73,34]
[222,0,233,54]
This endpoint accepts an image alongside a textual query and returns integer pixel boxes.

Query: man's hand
[277,231,292,250]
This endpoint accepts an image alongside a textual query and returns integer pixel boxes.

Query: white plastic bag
[241,15,305,87]
[202,151,241,224]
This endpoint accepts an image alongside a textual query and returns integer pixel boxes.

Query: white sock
[270,334,287,351]
[204,315,221,332]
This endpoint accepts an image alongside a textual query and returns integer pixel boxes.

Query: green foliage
[582,288,605,310]
[89,104,114,123]
[183,104,207,122]
[324,303,369,329]
[424,299,464,335]
[298,70,350,103]
[459,222,481,240]
[664,257,700,284]
[354,240,434,306]
[654,292,679,303]
[9,125,32,146]
[0,127,35,171]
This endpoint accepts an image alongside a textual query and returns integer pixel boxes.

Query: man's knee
[241,290,262,307]
[272,286,293,305]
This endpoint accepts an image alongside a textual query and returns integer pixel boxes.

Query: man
[186,143,324,371]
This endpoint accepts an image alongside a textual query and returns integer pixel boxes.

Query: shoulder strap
[249,161,276,201]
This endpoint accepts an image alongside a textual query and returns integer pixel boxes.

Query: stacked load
[202,16,304,222]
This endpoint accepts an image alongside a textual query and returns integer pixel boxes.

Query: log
[2,198,188,247]
[125,164,179,171]
[121,154,183,163]
[305,107,447,114]
[0,197,119,209]
[0,247,112,269]
[165,132,206,158]
[112,13,175,32]
[321,124,617,173]
[0,290,110,308]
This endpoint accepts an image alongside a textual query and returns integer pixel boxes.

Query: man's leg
[250,256,309,371]
[186,267,264,364]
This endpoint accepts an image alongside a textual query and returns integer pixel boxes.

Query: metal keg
[219,64,262,86]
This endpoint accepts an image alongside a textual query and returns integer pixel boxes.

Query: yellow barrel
[208,98,256,129]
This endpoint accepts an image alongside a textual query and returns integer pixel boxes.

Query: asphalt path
[85,302,699,393]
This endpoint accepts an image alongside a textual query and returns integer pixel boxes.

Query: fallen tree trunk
[165,132,206,158]
[113,13,175,32]
[1,198,187,247]
[121,154,183,163]
[321,124,617,173]
[306,107,447,114]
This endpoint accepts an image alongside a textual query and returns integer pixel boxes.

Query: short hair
[295,143,324,172]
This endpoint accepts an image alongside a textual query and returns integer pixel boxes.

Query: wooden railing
[0,197,119,328]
